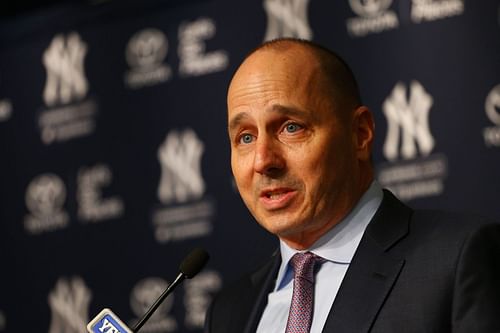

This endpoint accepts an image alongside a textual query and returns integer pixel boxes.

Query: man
[205,38,500,333]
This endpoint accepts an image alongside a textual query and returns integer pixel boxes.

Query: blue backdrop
[1,1,499,332]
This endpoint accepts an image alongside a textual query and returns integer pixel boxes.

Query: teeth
[268,192,285,199]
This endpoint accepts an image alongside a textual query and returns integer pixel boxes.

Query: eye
[239,133,254,144]
[284,123,302,133]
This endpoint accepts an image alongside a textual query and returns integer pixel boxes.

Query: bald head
[234,38,362,115]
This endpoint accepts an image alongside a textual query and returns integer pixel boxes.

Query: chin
[262,219,304,237]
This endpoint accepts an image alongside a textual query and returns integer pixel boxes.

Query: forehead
[229,47,318,91]
[227,48,328,117]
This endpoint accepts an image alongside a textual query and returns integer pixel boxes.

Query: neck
[281,174,374,250]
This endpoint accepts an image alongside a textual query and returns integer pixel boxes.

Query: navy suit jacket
[205,190,500,333]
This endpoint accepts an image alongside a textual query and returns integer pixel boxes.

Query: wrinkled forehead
[227,47,323,110]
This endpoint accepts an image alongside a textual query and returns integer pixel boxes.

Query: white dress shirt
[256,181,383,333]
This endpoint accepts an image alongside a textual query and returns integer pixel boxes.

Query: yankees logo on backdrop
[39,32,97,144]
[152,128,215,243]
[383,81,434,161]
[377,80,447,201]
[43,32,88,106]
[48,277,92,333]
[158,129,205,204]
[263,0,312,41]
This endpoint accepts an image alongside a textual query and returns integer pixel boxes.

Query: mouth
[263,189,291,199]
[259,188,297,210]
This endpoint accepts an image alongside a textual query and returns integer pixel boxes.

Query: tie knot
[290,252,325,282]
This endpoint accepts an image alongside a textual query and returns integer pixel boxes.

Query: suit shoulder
[411,209,498,233]
[205,253,279,332]
[210,252,278,309]
[406,209,499,252]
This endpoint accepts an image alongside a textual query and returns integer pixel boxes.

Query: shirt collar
[275,181,383,290]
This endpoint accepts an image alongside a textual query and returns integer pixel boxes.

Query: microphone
[86,248,210,333]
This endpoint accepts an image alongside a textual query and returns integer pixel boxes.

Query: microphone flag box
[87,308,133,333]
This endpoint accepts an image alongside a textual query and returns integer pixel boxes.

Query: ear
[352,106,375,162]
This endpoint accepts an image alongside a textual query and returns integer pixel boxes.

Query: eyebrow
[228,112,250,133]
[228,105,307,132]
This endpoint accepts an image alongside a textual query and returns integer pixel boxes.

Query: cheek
[299,146,343,197]
[295,153,330,196]
[232,157,250,181]
[231,155,253,199]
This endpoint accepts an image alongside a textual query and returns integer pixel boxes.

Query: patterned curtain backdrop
[0,0,499,332]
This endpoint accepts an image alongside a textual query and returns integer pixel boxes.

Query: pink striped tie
[285,252,325,333]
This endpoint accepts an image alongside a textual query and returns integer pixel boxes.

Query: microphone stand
[131,273,185,333]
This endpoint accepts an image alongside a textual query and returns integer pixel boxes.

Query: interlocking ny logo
[263,0,312,41]
[349,0,392,17]
[48,277,92,333]
[43,32,88,106]
[158,129,205,204]
[382,81,434,161]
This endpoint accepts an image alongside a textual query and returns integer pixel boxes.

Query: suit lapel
[322,190,412,332]
[242,251,281,333]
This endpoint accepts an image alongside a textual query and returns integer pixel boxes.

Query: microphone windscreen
[179,248,210,278]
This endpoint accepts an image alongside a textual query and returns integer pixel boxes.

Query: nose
[253,135,285,176]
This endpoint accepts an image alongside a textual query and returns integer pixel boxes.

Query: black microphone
[87,248,210,333]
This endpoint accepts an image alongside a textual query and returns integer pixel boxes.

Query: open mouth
[265,190,289,200]
[259,188,296,210]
